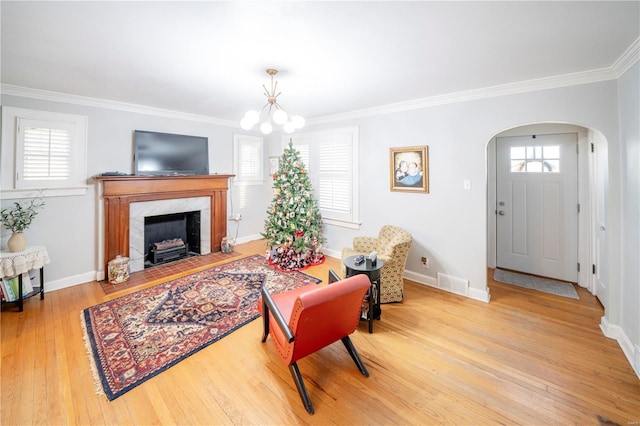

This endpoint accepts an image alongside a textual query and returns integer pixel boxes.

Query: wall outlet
[228,213,242,221]
[420,256,429,268]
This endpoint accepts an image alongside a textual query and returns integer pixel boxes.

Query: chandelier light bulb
[260,121,273,135]
[272,109,288,125]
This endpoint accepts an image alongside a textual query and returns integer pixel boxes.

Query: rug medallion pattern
[81,254,320,400]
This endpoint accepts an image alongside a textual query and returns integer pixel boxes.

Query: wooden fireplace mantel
[95,174,234,273]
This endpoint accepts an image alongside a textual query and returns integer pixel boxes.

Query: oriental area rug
[81,254,320,400]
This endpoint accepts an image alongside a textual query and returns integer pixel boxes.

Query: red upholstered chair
[258,272,372,414]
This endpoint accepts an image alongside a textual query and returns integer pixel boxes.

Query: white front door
[496,133,578,282]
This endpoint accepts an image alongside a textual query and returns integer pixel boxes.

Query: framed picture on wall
[390,146,429,193]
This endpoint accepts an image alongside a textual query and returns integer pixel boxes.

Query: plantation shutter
[17,118,74,188]
[295,144,310,170]
[318,137,351,214]
[239,142,260,177]
[233,134,264,185]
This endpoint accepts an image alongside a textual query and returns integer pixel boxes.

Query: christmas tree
[263,140,325,271]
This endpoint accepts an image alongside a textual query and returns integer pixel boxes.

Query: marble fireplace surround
[129,197,211,272]
[95,174,232,275]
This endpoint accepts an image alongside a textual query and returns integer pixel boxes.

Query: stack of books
[0,271,38,302]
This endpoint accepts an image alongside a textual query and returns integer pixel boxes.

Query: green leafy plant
[0,195,45,233]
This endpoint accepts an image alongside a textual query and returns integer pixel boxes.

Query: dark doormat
[493,268,579,299]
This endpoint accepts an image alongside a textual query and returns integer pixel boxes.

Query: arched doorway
[486,123,608,307]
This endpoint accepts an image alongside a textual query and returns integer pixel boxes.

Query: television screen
[134,130,209,176]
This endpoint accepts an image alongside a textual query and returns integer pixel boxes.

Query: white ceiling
[2,1,639,124]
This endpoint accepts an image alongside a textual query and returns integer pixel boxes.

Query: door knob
[498,210,505,216]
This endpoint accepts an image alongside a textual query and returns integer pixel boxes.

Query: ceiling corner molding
[0,84,237,127]
[612,37,640,77]
[308,67,619,125]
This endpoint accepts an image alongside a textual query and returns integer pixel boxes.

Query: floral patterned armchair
[341,225,413,303]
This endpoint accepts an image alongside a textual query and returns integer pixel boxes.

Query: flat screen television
[133,130,209,176]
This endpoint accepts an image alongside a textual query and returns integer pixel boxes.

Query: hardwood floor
[2,240,638,425]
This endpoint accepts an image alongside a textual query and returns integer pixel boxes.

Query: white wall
[616,62,640,375]
[2,74,637,375]
[298,80,619,304]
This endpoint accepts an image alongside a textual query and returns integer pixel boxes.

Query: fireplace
[144,211,200,267]
[129,196,210,272]
[95,174,233,276]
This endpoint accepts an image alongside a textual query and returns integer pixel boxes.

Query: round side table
[343,255,384,333]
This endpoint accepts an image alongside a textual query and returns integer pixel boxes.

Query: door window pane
[510,145,560,173]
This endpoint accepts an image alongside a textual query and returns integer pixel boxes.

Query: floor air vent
[437,273,469,296]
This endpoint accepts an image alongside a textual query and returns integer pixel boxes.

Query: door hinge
[577,263,580,272]
[577,203,581,213]
[592,264,596,274]
[591,143,595,153]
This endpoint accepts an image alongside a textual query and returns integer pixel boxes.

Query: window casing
[1,107,88,198]
[285,126,360,228]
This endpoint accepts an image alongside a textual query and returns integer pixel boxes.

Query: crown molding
[0,84,237,127]
[308,66,620,125]
[612,37,640,77]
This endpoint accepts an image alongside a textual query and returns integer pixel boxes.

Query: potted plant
[0,194,45,252]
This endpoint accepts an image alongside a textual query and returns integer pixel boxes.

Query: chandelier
[240,68,305,135]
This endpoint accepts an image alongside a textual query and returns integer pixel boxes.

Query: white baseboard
[600,316,640,379]
[46,271,97,293]
[235,233,263,245]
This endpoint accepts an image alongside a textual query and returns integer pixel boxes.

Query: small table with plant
[1,193,47,311]
[0,246,49,311]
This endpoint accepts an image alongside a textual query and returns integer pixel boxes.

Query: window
[233,134,264,185]
[1,107,88,197]
[510,145,560,173]
[285,127,360,228]
[18,120,72,183]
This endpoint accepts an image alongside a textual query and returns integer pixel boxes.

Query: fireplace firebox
[144,211,201,267]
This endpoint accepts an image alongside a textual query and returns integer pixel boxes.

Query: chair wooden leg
[289,362,314,414]
[261,297,270,342]
[341,336,370,377]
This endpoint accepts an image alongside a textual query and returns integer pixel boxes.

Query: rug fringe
[79,310,106,397]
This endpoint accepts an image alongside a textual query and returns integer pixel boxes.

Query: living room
[1,1,639,423]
